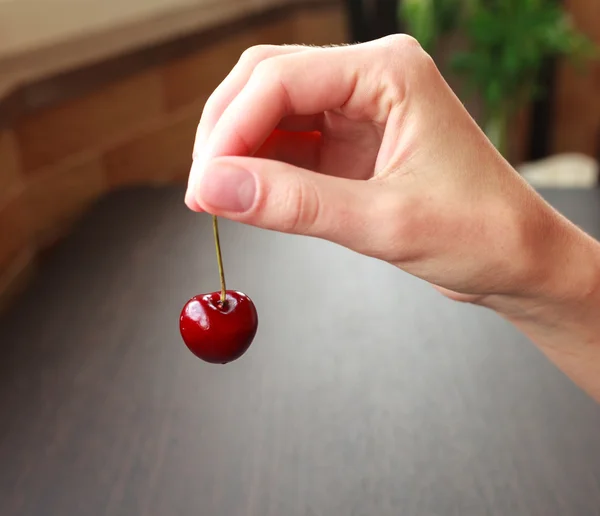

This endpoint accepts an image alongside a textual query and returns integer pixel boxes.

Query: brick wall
[553,0,600,158]
[0,5,348,310]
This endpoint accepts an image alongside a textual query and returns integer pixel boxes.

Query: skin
[184,36,600,402]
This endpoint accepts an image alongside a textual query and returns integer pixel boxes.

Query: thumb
[191,156,385,251]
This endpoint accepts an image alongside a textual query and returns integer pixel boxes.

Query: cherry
[179,215,258,364]
[180,291,258,364]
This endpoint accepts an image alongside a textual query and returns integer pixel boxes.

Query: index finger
[194,44,365,168]
[194,45,308,156]
[187,35,419,202]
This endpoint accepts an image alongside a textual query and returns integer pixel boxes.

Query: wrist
[482,194,600,341]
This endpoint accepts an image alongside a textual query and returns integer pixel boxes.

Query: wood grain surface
[1,186,600,516]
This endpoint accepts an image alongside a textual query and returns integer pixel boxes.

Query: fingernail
[185,191,202,211]
[185,160,204,210]
[198,161,256,213]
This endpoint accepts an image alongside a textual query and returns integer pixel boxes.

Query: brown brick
[255,17,296,45]
[293,6,348,46]
[25,158,106,247]
[15,71,164,173]
[0,130,22,205]
[0,191,31,273]
[103,107,201,188]
[162,32,259,111]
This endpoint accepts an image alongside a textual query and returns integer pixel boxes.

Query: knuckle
[239,44,279,66]
[283,175,321,234]
[384,33,422,52]
[239,45,279,68]
[412,48,438,78]
[382,34,437,77]
[251,57,283,83]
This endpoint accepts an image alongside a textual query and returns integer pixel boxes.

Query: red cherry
[179,290,258,364]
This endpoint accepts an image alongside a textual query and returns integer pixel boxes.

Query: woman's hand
[186,36,550,301]
[185,35,600,399]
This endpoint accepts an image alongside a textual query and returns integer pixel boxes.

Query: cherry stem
[212,215,227,305]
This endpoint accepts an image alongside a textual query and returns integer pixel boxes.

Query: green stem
[212,215,227,305]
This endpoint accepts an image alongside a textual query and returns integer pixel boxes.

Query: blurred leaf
[399,0,436,51]
[447,0,598,116]
[399,0,462,52]
[399,0,599,149]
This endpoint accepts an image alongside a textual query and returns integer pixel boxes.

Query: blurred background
[0,0,598,307]
[1,1,600,515]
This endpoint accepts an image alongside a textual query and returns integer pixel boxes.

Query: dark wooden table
[1,187,600,516]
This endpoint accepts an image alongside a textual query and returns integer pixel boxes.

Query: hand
[185,35,600,400]
[185,35,551,302]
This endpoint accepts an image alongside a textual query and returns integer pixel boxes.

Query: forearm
[484,203,600,401]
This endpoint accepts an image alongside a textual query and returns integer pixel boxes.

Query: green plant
[399,0,598,158]
[400,0,462,52]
